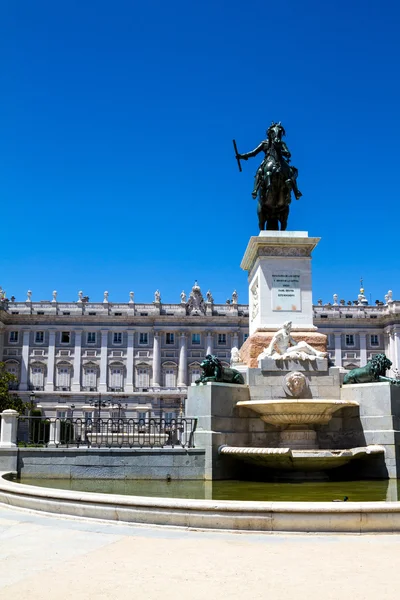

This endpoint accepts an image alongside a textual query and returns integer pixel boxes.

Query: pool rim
[1,471,400,533]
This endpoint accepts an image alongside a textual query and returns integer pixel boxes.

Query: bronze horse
[236,122,302,231]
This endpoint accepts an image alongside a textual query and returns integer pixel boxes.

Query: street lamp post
[28,391,35,444]
[89,395,107,432]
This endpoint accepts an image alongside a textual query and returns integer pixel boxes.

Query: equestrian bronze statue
[234,122,302,231]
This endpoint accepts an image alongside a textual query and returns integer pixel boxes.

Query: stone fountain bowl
[236,399,359,426]
[219,445,385,471]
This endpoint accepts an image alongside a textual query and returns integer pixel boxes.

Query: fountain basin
[219,445,385,471]
[236,399,359,426]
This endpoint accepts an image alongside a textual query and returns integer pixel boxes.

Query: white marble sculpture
[230,346,241,365]
[180,290,186,303]
[154,290,161,303]
[129,291,134,304]
[283,371,307,398]
[258,321,327,362]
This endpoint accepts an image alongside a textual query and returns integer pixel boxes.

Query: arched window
[56,363,72,390]
[164,369,176,387]
[30,364,44,390]
[137,368,150,388]
[5,361,19,379]
[5,361,19,389]
[110,366,123,390]
[83,365,98,390]
[189,362,201,384]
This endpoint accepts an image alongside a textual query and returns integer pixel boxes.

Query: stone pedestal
[0,410,18,448]
[341,382,400,478]
[240,231,327,368]
[185,382,251,479]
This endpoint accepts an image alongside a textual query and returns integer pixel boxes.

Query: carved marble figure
[230,346,241,366]
[283,371,307,398]
[259,321,327,361]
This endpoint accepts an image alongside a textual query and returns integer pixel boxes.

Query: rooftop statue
[234,122,302,231]
[258,321,327,361]
[343,354,400,385]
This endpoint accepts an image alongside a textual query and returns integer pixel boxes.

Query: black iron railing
[17,417,197,449]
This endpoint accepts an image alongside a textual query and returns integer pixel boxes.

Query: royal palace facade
[0,282,399,420]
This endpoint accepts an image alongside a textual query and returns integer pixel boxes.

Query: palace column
[0,323,5,361]
[99,330,108,392]
[177,333,187,386]
[334,333,342,367]
[359,332,367,367]
[71,329,82,392]
[393,327,400,372]
[45,330,56,392]
[206,331,213,356]
[125,329,135,393]
[20,331,30,391]
[152,332,161,387]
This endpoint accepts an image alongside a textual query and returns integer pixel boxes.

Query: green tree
[0,362,26,414]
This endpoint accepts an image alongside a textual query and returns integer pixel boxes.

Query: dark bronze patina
[195,355,245,385]
[343,354,400,385]
[235,122,302,231]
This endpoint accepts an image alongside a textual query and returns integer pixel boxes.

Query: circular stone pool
[2,473,400,533]
[16,477,400,502]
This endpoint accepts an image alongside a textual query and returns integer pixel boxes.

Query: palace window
[218,333,227,345]
[244,333,249,341]
[370,334,379,346]
[192,333,201,345]
[139,332,148,345]
[137,369,149,388]
[164,369,176,387]
[166,333,175,345]
[57,366,71,389]
[35,331,44,344]
[113,332,122,345]
[110,368,123,389]
[31,366,44,389]
[61,331,71,344]
[87,332,96,344]
[191,369,201,383]
[5,362,19,380]
[84,368,97,389]
[345,334,355,346]
[9,331,18,343]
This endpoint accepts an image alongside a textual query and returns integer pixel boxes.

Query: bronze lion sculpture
[343,353,400,385]
[196,354,245,385]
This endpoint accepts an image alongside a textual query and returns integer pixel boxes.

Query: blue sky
[1,0,399,305]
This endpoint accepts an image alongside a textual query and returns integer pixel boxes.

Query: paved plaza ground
[0,505,400,600]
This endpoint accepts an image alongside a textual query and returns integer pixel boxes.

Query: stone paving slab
[0,505,400,599]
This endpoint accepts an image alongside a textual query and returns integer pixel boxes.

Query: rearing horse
[236,122,302,231]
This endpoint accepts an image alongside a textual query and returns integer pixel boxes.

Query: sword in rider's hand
[232,139,242,172]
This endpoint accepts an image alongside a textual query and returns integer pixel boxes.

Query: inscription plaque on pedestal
[272,272,301,312]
